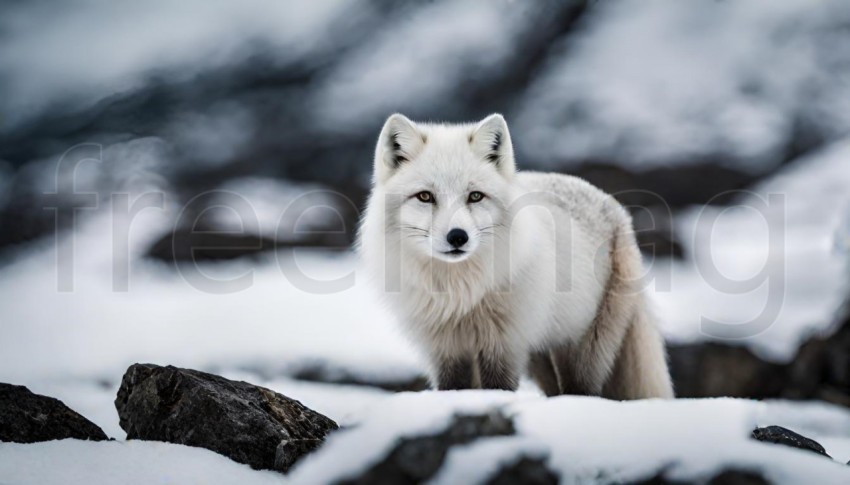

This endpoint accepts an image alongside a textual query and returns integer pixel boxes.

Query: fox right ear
[374,114,425,184]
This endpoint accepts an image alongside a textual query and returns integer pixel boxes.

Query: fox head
[371,113,516,264]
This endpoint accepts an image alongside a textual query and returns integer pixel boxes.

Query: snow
[0,0,355,130]
[0,200,424,437]
[655,138,850,360]
[311,0,536,128]
[290,392,850,484]
[0,210,422,386]
[516,397,850,483]
[818,438,850,465]
[430,436,549,485]
[0,440,282,485]
[516,0,850,170]
[209,177,347,242]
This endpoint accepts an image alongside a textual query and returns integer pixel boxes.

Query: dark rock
[145,228,275,263]
[635,226,685,260]
[0,383,108,443]
[288,362,430,393]
[665,284,850,404]
[668,343,787,399]
[274,438,327,472]
[485,456,558,485]
[751,425,830,458]
[338,411,515,485]
[145,225,351,264]
[114,363,338,472]
[573,162,760,210]
[633,469,769,484]
[706,470,771,485]
[785,307,850,406]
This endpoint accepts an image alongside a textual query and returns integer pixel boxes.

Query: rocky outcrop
[338,411,518,484]
[785,312,850,407]
[0,383,108,443]
[669,298,850,406]
[751,425,831,459]
[114,363,338,472]
[668,343,787,399]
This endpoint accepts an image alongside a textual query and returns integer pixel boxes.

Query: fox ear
[374,113,425,184]
[471,113,515,177]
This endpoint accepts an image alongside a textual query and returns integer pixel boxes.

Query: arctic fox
[358,113,674,399]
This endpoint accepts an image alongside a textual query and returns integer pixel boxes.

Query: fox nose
[446,228,469,248]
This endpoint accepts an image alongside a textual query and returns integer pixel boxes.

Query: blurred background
[1,0,850,434]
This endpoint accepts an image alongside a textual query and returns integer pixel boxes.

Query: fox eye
[415,191,435,203]
[468,191,485,203]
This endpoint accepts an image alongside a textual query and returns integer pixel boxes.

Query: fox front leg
[478,350,520,391]
[435,355,474,390]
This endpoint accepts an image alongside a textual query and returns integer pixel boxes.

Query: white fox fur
[358,113,673,399]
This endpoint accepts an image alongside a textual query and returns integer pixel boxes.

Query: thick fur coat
[358,113,673,399]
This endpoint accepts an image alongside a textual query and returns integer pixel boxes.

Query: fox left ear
[374,113,426,184]
[471,114,515,177]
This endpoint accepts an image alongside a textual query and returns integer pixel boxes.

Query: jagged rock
[114,363,338,472]
[338,411,515,484]
[751,425,831,458]
[0,383,108,443]
[485,456,558,485]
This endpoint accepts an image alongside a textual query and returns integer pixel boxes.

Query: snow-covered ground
[292,393,850,483]
[3,393,850,484]
[0,439,283,485]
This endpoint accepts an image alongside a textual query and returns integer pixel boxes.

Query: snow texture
[0,439,283,485]
[290,392,850,484]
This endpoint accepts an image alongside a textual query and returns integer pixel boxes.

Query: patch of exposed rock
[115,363,338,472]
[0,383,108,443]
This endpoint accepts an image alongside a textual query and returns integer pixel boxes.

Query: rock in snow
[339,411,523,484]
[634,469,771,484]
[484,456,559,485]
[0,383,109,443]
[114,363,338,472]
[751,426,831,459]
